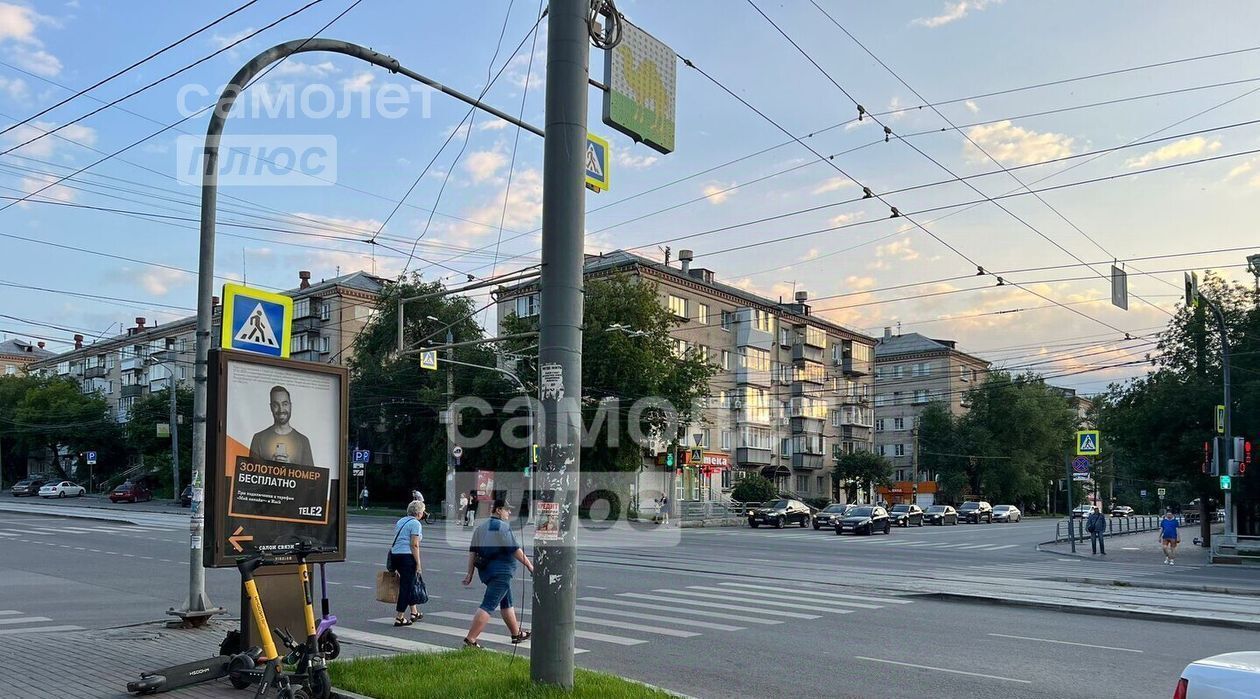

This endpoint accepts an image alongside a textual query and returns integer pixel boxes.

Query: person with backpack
[1086,505,1107,555]
[460,498,533,648]
[387,500,427,626]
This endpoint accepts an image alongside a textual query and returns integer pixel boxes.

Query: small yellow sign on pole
[420,350,438,371]
[1076,430,1100,456]
[585,132,610,193]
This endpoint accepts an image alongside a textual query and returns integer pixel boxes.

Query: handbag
[385,517,412,572]
[413,573,430,605]
[374,570,399,604]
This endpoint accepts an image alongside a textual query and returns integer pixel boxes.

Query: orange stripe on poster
[225,437,248,476]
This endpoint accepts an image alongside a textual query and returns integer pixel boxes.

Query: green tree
[833,450,893,503]
[10,375,122,481]
[731,474,777,503]
[123,386,193,497]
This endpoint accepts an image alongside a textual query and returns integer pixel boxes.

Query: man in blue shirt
[1159,510,1181,565]
[461,498,534,648]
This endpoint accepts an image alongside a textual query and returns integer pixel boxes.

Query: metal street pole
[1065,450,1075,553]
[1205,299,1235,546]
[170,363,180,504]
[446,329,455,521]
[532,0,589,687]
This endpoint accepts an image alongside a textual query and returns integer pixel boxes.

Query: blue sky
[2,0,1259,393]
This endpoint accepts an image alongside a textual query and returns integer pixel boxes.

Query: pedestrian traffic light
[1220,474,1232,491]
[531,444,540,464]
[665,452,674,467]
[1243,440,1252,476]
[1202,441,1211,475]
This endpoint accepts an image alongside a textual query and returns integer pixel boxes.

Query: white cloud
[211,27,255,49]
[20,172,74,204]
[1125,136,1221,169]
[0,74,27,101]
[1226,161,1253,180]
[965,120,1075,165]
[812,176,854,195]
[0,3,39,43]
[702,181,736,205]
[828,211,864,227]
[341,71,374,92]
[875,237,919,261]
[965,100,980,114]
[12,46,58,76]
[273,59,339,79]
[465,150,507,183]
[140,268,187,296]
[886,96,906,121]
[446,168,543,240]
[0,3,62,77]
[477,119,510,131]
[913,0,1002,27]
[616,150,658,169]
[3,120,96,158]
[845,275,878,292]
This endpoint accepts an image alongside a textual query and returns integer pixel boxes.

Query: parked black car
[958,501,993,524]
[748,499,812,529]
[835,505,891,536]
[813,503,852,530]
[924,505,958,525]
[10,477,48,497]
[889,504,924,527]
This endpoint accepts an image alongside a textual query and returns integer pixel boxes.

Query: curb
[1053,576,1260,597]
[923,591,1260,631]
[0,502,143,524]
[331,691,375,699]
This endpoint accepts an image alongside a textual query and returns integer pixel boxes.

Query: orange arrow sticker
[228,525,253,553]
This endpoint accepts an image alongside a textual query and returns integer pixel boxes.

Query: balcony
[736,447,772,467]
[792,453,825,470]
[293,316,322,335]
[841,355,871,376]
[735,367,771,387]
[121,384,145,399]
[121,356,145,372]
[292,349,321,363]
[84,365,108,379]
[791,343,824,364]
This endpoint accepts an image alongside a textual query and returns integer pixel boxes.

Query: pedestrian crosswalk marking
[0,624,82,636]
[423,612,645,646]
[718,582,915,605]
[580,596,784,624]
[519,610,700,638]
[0,616,50,625]
[659,588,853,615]
[368,617,589,654]
[577,605,745,632]
[692,586,881,610]
[617,592,821,619]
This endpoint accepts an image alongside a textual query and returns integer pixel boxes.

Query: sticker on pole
[540,363,564,401]
[535,501,560,541]
[220,283,293,358]
[1075,430,1100,456]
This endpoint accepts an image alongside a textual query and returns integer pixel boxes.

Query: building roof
[505,249,878,344]
[0,338,54,360]
[30,271,387,366]
[875,331,990,366]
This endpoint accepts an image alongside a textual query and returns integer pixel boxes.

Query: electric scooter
[229,541,335,699]
[125,650,262,695]
[315,562,339,660]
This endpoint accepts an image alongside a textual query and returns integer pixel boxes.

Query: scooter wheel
[227,653,255,690]
[309,667,332,699]
[319,633,341,660]
[279,687,311,699]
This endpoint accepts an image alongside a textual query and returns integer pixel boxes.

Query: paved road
[0,504,1254,699]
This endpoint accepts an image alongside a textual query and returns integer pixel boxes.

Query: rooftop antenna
[659,245,671,265]
[896,321,902,336]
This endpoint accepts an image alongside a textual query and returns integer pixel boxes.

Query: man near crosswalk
[1086,505,1107,556]
[461,498,534,648]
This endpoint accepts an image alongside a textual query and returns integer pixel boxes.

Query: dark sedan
[835,506,891,536]
[748,499,812,529]
[10,477,48,497]
[924,505,958,525]
[889,504,924,527]
[813,503,852,530]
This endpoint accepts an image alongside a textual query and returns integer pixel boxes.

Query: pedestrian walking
[411,489,429,521]
[465,489,478,526]
[1160,510,1181,565]
[387,500,427,626]
[659,496,670,525]
[358,486,369,511]
[458,492,469,527]
[461,498,533,648]
[1086,505,1107,555]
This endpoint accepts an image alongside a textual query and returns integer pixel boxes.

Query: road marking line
[0,532,16,537]
[519,609,700,638]
[719,582,914,605]
[984,544,1018,550]
[579,597,782,625]
[687,586,881,610]
[576,605,744,632]
[0,616,52,625]
[0,611,20,616]
[353,585,372,590]
[617,592,820,619]
[855,656,1031,684]
[367,617,589,654]
[661,589,854,614]
[987,633,1143,652]
[328,581,343,585]
[587,586,608,590]
[0,625,82,636]
[423,612,645,645]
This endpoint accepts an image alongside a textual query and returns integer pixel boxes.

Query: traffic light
[531,444,540,464]
[1202,441,1211,475]
[1243,440,1252,476]
[665,452,674,467]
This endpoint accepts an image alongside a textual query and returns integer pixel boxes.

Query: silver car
[992,505,1021,523]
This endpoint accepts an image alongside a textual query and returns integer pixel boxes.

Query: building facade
[873,330,991,505]
[0,338,54,376]
[30,271,384,423]
[496,250,877,505]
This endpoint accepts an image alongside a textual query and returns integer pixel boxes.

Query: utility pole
[445,328,455,520]
[1065,449,1075,554]
[170,367,180,503]
[532,0,589,687]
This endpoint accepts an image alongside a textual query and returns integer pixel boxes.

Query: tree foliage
[731,474,777,503]
[1,375,124,483]
[122,386,193,496]
[833,450,893,503]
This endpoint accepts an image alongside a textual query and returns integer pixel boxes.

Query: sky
[1,0,1259,395]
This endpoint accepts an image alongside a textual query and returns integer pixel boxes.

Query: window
[831,410,841,427]
[720,310,733,331]
[320,303,331,321]
[790,396,827,419]
[721,350,731,370]
[816,476,825,494]
[668,295,688,319]
[320,336,330,354]
[752,309,773,333]
[804,325,826,348]
[960,366,972,382]
[877,444,887,456]
[695,344,710,363]
[874,394,888,408]
[696,303,709,325]
[875,418,885,432]
[106,380,114,395]
[721,430,732,450]
[671,339,688,359]
[178,367,188,381]
[721,469,733,489]
[738,347,770,372]
[793,434,824,454]
[893,365,905,379]
[294,298,311,319]
[793,362,825,384]
[894,444,907,457]
[740,426,772,449]
[781,437,792,456]
[779,327,791,346]
[795,475,809,492]
[718,389,729,408]
[914,389,929,404]
[740,387,770,423]
[893,417,905,431]
[893,391,903,405]
[106,353,116,370]
[515,293,540,318]
[291,334,311,353]
[702,429,712,448]
[911,362,932,377]
[3,364,14,376]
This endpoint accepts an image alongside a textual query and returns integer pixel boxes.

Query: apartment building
[496,249,877,504]
[1,338,53,376]
[30,271,385,422]
[873,330,991,505]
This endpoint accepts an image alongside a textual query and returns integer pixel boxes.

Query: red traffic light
[1202,441,1211,474]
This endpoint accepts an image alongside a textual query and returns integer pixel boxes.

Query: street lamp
[146,351,182,504]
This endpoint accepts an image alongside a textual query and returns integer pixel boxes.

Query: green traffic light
[1220,474,1232,490]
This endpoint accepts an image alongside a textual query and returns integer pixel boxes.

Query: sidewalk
[0,617,412,699]
[1039,528,1211,566]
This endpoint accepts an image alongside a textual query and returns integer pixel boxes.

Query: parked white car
[1175,651,1260,698]
[38,481,86,498]
[992,505,1022,523]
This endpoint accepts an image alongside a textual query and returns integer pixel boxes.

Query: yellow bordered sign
[220,283,293,358]
[585,132,610,193]
[1076,430,1100,456]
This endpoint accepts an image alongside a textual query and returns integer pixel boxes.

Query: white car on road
[38,480,86,498]
[1175,651,1260,698]
[992,505,1022,523]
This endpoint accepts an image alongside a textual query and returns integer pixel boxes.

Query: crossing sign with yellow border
[585,132,610,193]
[419,350,438,371]
[220,283,292,358]
[1076,430,1101,456]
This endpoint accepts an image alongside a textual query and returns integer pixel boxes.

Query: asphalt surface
[0,500,1255,699]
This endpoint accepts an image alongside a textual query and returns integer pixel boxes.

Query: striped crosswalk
[370,580,915,655]
[0,609,80,636]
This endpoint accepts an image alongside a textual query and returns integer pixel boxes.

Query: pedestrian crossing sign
[1076,430,1100,456]
[220,283,292,358]
[585,132,610,193]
